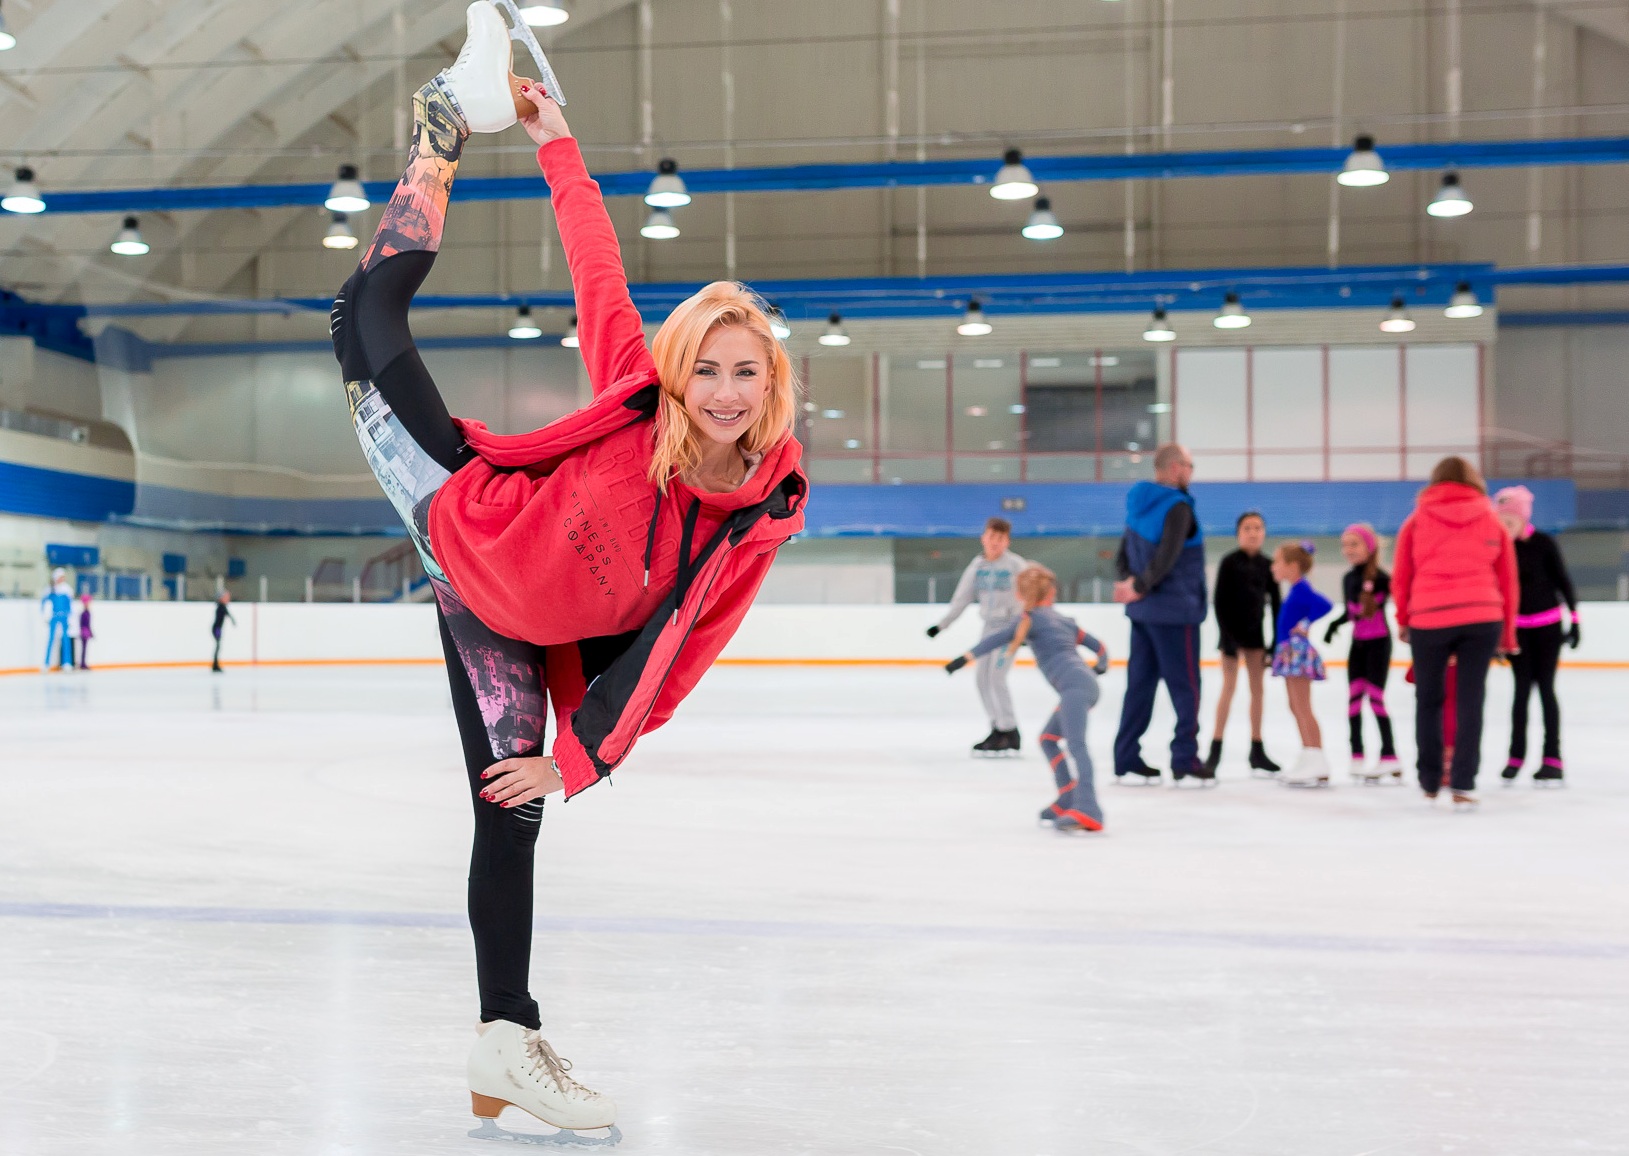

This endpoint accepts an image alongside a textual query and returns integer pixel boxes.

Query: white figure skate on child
[1282,748,1331,788]
[468,1020,621,1147]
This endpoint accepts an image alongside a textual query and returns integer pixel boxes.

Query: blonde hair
[1015,563,1058,608]
[647,281,800,488]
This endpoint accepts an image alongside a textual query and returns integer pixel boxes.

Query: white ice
[1,662,1626,1155]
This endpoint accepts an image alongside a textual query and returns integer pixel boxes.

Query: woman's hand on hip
[480,756,564,807]
[518,84,572,146]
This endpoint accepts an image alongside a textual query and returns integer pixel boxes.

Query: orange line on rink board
[5,658,1629,676]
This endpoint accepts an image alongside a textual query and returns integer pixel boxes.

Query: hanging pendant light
[508,305,543,340]
[325,164,370,212]
[109,216,150,256]
[1444,282,1484,319]
[1143,307,1176,342]
[1021,197,1063,240]
[818,312,851,346]
[1427,171,1473,218]
[561,314,580,347]
[1337,135,1389,187]
[1213,292,1251,329]
[2,166,45,214]
[644,158,691,208]
[0,3,18,52]
[640,208,680,239]
[519,1,569,27]
[1379,296,1416,334]
[990,148,1038,200]
[767,305,791,341]
[322,213,358,250]
[957,300,993,336]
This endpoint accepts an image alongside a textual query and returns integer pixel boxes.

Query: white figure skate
[1451,790,1479,813]
[488,0,569,105]
[1282,748,1331,788]
[468,1020,620,1147]
[1347,755,1369,782]
[437,2,529,135]
[1353,755,1402,785]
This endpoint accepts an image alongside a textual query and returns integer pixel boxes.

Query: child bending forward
[947,564,1110,832]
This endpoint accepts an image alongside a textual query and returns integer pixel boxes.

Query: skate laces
[523,1033,591,1098]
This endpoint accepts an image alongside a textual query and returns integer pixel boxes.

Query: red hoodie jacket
[1392,482,1517,651]
[426,137,808,798]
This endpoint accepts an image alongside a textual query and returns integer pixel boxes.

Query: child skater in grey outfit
[947,564,1111,832]
[927,516,1028,754]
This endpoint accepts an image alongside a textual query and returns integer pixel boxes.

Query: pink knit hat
[1493,485,1534,523]
[1342,523,1378,557]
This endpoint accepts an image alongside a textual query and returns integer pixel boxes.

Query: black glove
[1567,621,1581,650]
[925,625,940,639]
[944,655,968,675]
[1323,623,1338,645]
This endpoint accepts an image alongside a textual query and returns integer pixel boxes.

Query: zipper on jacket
[642,487,663,587]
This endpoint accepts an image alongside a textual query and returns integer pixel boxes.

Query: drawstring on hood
[642,487,663,587]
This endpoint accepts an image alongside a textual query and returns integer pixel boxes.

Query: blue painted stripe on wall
[0,460,134,522]
[0,456,1580,538]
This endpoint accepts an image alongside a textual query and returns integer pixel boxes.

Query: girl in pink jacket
[1391,457,1518,808]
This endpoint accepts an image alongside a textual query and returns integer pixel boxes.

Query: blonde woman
[328,5,806,1142]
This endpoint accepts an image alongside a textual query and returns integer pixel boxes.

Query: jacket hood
[1415,481,1494,528]
[1126,480,1190,520]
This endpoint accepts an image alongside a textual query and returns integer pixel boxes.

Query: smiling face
[1340,530,1370,566]
[683,326,770,449]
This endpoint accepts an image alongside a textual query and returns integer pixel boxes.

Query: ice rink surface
[1,661,1625,1155]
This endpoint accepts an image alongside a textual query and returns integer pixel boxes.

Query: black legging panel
[1409,621,1501,794]
[1509,623,1563,765]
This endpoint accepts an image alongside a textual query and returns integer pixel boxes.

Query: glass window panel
[878,457,948,483]
[803,355,870,461]
[951,354,1020,454]
[882,356,948,455]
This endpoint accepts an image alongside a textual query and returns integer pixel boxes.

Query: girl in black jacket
[1204,511,1282,775]
[1494,487,1578,785]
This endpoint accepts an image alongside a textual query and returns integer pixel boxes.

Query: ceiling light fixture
[1021,197,1063,241]
[1213,293,1252,329]
[325,164,370,212]
[640,208,680,239]
[957,300,993,336]
[519,2,570,27]
[322,213,358,250]
[1427,171,1473,218]
[1144,307,1176,342]
[2,166,45,214]
[1444,282,1484,319]
[990,148,1039,200]
[818,313,851,347]
[508,305,543,340]
[0,3,17,52]
[644,158,691,208]
[1379,296,1416,334]
[1338,135,1389,187]
[561,314,579,347]
[110,216,150,256]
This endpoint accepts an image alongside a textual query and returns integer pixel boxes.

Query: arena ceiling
[4,0,1629,344]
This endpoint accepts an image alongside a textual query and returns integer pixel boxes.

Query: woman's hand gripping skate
[481,756,564,807]
[518,84,572,146]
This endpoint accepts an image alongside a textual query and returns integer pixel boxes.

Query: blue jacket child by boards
[1116,481,1206,624]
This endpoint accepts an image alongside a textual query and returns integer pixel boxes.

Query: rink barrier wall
[5,601,1629,673]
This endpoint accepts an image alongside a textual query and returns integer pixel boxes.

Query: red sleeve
[1494,517,1519,651]
[1391,516,1415,629]
[537,138,657,396]
[639,546,775,735]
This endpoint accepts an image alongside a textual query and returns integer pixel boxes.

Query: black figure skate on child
[972,728,1021,758]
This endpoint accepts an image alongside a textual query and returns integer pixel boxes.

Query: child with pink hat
[1493,485,1577,786]
[1323,523,1401,783]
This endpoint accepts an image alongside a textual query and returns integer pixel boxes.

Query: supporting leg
[1113,622,1158,774]
[1446,623,1502,795]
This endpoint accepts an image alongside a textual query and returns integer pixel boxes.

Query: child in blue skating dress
[946,564,1111,832]
[1270,542,1334,786]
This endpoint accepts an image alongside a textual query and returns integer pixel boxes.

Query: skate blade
[1533,781,1566,789]
[1112,776,1162,787]
[487,0,569,105]
[1282,779,1331,788]
[470,1118,622,1147]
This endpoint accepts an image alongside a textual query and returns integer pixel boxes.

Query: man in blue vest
[1112,443,1210,783]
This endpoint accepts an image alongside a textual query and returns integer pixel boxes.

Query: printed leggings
[1038,676,1102,823]
[1509,623,1563,767]
[332,81,549,1031]
[1346,636,1396,757]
